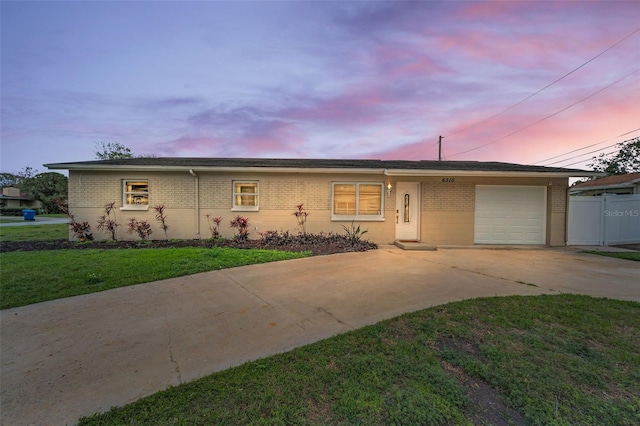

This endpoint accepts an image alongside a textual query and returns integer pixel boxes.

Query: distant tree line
[0,167,68,214]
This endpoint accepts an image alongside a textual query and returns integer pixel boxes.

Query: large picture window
[122,180,149,210]
[332,182,384,220]
[232,181,259,211]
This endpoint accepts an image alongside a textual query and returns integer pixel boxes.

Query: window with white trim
[122,180,149,210]
[332,182,384,220]
[232,181,259,211]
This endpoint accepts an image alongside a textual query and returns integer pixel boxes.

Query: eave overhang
[44,162,600,178]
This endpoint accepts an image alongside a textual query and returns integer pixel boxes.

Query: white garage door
[475,186,546,244]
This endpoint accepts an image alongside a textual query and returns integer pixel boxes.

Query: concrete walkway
[1,246,639,425]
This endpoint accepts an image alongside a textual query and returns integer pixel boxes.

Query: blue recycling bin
[22,209,36,221]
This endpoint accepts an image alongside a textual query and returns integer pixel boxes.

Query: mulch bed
[0,238,378,256]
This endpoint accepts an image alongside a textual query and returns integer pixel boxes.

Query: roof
[572,172,640,190]
[0,194,30,201]
[44,157,598,177]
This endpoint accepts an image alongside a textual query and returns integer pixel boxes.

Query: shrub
[1,208,39,216]
[293,204,310,234]
[205,214,223,239]
[96,202,119,240]
[127,218,152,240]
[341,220,368,246]
[229,215,250,241]
[55,200,93,241]
[257,230,378,252]
[153,204,169,239]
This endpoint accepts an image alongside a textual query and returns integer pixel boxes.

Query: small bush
[153,204,169,239]
[205,214,223,239]
[127,218,152,240]
[96,202,119,240]
[341,220,368,245]
[55,200,93,241]
[293,204,310,234]
[229,215,250,241]
[0,208,41,216]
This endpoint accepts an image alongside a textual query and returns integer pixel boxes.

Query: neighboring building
[45,158,596,246]
[570,173,640,196]
[0,187,41,210]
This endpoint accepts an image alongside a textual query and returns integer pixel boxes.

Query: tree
[0,173,20,188]
[588,137,640,175]
[21,172,68,214]
[95,142,133,160]
[0,167,37,188]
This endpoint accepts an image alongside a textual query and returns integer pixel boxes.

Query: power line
[544,135,639,167]
[447,68,640,158]
[447,26,640,138]
[534,127,640,165]
[544,142,621,166]
[554,149,620,168]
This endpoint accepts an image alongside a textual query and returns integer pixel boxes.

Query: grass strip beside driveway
[0,247,311,309]
[78,294,640,425]
[584,250,640,262]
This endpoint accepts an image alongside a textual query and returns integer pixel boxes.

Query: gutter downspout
[189,169,200,239]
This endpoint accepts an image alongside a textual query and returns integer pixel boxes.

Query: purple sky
[1,1,639,173]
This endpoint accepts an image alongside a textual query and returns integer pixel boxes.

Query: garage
[474,186,546,244]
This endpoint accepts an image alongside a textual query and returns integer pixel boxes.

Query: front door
[395,182,420,241]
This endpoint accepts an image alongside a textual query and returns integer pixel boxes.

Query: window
[332,182,384,220]
[122,180,149,210]
[232,181,259,211]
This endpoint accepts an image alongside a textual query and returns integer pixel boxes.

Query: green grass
[0,223,68,241]
[0,248,311,309]
[78,294,640,425]
[584,250,640,262]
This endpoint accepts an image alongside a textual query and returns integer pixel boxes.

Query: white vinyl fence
[568,194,640,245]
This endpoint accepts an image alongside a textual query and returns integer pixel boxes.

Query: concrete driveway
[1,246,638,425]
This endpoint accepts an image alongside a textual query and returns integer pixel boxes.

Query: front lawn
[79,294,640,425]
[0,247,310,309]
[0,223,68,241]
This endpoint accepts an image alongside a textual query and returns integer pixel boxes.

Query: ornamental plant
[341,220,368,246]
[293,203,310,234]
[205,214,223,239]
[96,201,119,240]
[153,204,169,239]
[229,215,250,241]
[127,217,152,240]
[55,199,94,241]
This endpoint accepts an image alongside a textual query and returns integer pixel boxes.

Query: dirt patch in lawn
[438,336,527,425]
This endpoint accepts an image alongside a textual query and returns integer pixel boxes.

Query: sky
[1,1,639,174]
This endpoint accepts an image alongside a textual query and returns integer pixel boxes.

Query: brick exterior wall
[66,170,570,245]
[422,182,475,212]
[551,185,567,213]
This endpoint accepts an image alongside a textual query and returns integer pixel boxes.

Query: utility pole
[438,135,443,161]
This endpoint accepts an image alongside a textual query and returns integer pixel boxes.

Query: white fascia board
[383,169,602,178]
[45,164,387,175]
[571,182,637,192]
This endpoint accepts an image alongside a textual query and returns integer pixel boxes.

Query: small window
[122,180,149,210]
[232,181,259,211]
[332,182,384,221]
